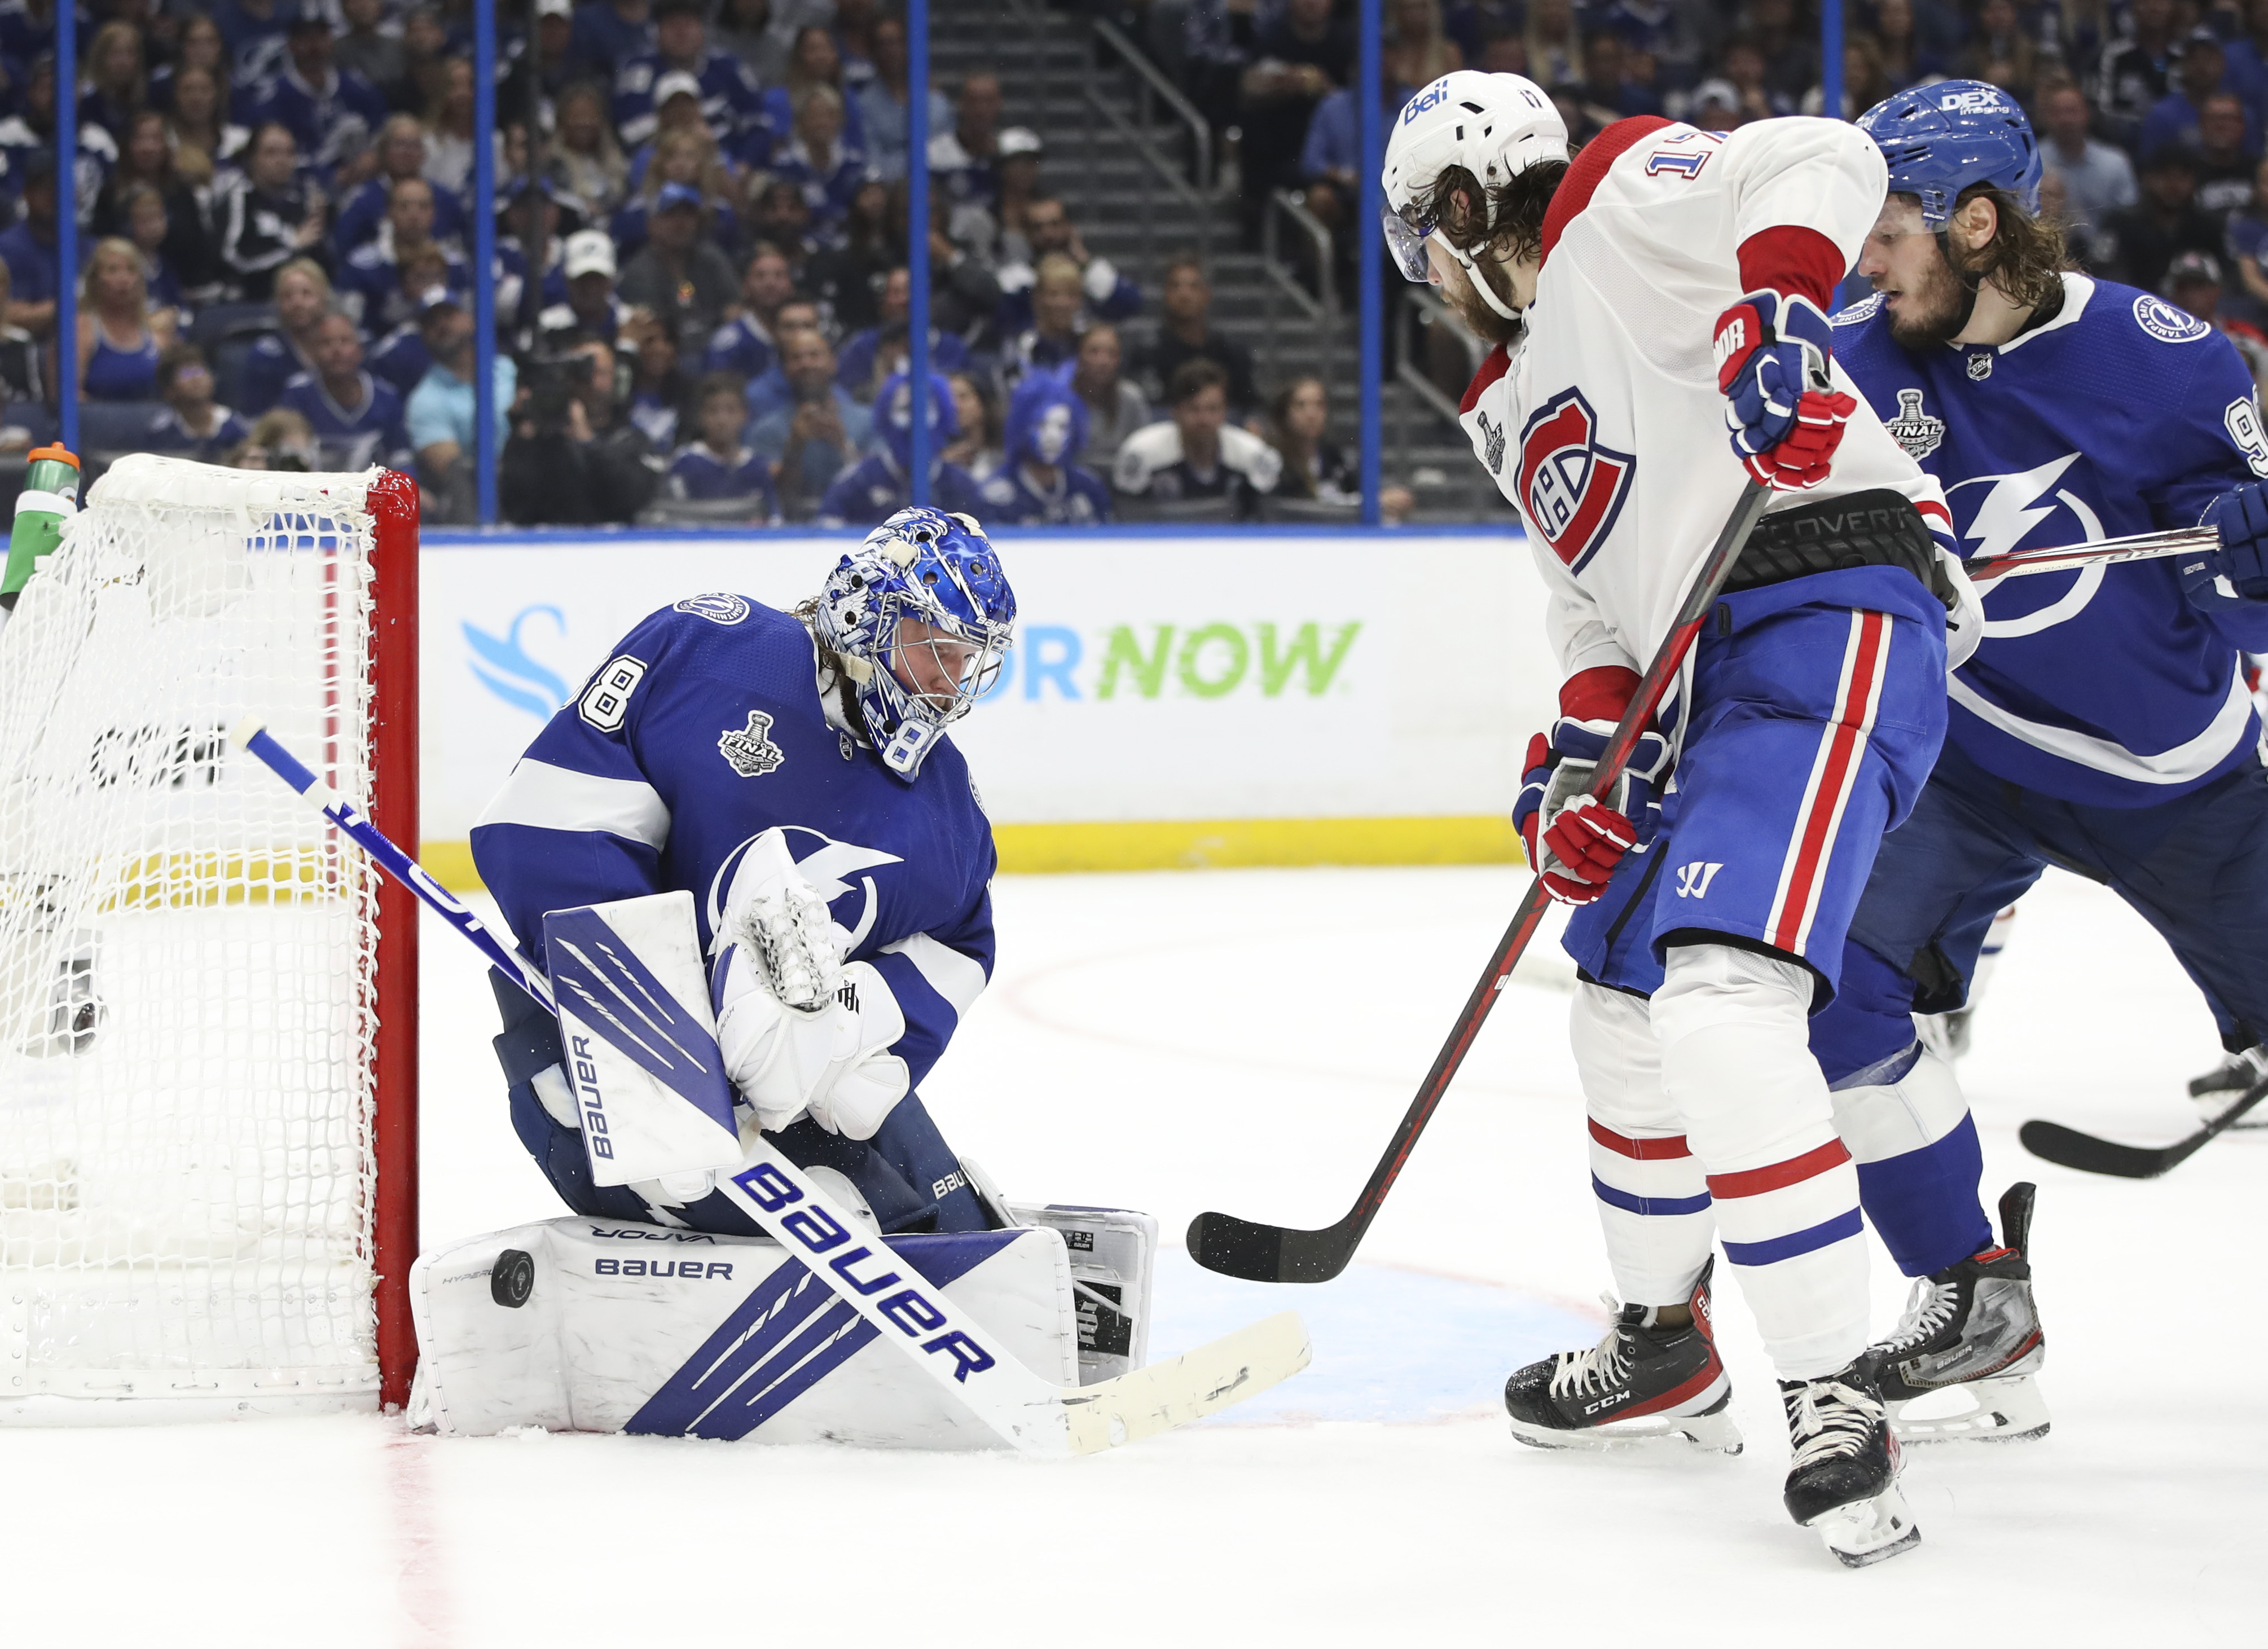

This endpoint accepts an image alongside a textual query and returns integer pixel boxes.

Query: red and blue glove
[1712,288,1858,491]
[1513,667,1673,906]
[2187,483,2268,610]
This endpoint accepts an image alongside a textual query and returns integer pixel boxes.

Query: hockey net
[0,455,417,1419]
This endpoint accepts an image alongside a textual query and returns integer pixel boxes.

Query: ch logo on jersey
[1884,388,1944,460]
[1675,861,1724,899]
[717,710,786,778]
[1517,389,1636,573]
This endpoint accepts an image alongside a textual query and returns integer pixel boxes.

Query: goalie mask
[814,507,1016,780]
[1381,70,1567,322]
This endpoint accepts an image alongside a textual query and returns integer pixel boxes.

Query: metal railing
[1092,16,1212,194]
[1262,188,1337,381]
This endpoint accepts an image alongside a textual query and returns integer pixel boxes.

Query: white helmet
[1381,71,1567,321]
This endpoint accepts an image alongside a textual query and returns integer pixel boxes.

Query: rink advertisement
[419,533,1554,885]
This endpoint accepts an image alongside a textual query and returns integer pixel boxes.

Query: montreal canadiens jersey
[1459,116,1950,693]
[470,596,997,1092]
[1833,272,2268,806]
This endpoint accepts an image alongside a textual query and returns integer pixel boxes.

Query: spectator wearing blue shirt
[568,0,657,84]
[856,15,951,180]
[77,236,175,402]
[148,344,251,461]
[613,0,766,152]
[772,86,869,230]
[405,299,513,524]
[246,16,389,178]
[976,370,1112,526]
[336,116,467,255]
[991,254,1088,392]
[622,309,689,450]
[837,269,972,403]
[278,310,413,472]
[739,295,824,422]
[750,326,874,518]
[1299,75,1416,253]
[81,20,150,144]
[240,257,335,414]
[667,372,781,517]
[816,370,986,527]
[208,0,295,86]
[339,178,466,337]
[702,241,795,380]
[2140,29,2255,160]
[0,149,60,336]
[763,25,869,158]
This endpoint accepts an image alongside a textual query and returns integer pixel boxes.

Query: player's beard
[1883,243,1979,350]
[1443,254,1524,348]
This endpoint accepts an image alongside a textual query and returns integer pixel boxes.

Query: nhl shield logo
[718,710,786,778]
[1884,388,1945,460]
[1517,389,1635,573]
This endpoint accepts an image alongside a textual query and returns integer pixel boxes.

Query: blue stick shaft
[231,720,556,1013]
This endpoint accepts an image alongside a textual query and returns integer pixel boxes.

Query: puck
[491,1247,535,1308]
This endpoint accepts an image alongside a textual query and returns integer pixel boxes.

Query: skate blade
[1508,1406,1743,1455]
[1889,1375,2050,1445]
[1807,1483,1922,1569]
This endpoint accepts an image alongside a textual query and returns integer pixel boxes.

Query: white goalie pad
[540,890,744,1186]
[409,1213,1113,1447]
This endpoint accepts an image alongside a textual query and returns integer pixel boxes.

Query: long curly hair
[1954,184,2071,310]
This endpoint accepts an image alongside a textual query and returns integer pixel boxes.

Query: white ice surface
[2,865,2260,1644]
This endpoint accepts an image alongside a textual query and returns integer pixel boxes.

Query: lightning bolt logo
[1958,453,2082,562]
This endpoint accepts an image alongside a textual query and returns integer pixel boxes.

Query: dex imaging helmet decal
[1517,389,1636,573]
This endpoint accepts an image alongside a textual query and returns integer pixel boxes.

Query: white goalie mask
[1380,71,1568,322]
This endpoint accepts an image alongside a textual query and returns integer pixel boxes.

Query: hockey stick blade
[1063,1311,1311,1453]
[1187,480,1773,1285]
[2018,1075,2268,1179]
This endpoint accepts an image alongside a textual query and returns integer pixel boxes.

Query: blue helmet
[1857,80,2040,230]
[813,507,1016,779]
[878,369,958,473]
[1005,367,1089,469]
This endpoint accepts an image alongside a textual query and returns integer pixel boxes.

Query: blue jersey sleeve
[469,612,685,960]
[2147,331,2268,650]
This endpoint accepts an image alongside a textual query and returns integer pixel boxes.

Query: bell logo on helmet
[1517,389,1636,574]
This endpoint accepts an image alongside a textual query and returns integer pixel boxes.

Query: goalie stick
[1186,478,1774,1285]
[2019,1075,2268,1179]
[231,720,1312,1454]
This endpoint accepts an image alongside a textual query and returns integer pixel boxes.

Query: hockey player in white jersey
[1383,72,1974,1565]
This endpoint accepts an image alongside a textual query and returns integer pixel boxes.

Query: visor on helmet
[1384,206,1435,283]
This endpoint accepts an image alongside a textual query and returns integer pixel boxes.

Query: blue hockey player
[1815,82,2268,1443]
[977,371,1114,526]
[471,508,1017,1237]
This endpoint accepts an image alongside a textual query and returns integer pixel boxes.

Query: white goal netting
[0,456,393,1417]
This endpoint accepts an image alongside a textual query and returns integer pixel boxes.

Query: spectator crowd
[17,0,2257,527]
[0,0,1397,527]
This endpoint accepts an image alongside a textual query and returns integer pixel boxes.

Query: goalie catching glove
[1713,288,1857,491]
[1514,666,1671,905]
[711,829,911,1138]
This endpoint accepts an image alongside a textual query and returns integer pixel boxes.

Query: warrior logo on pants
[1518,388,1636,573]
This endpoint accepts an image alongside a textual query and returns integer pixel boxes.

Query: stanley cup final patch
[1884,388,1945,460]
[718,711,786,777]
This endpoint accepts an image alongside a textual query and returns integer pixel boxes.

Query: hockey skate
[1863,1182,2048,1444]
[2188,1045,2268,1129]
[1781,1365,1920,1568]
[1502,1257,1742,1453]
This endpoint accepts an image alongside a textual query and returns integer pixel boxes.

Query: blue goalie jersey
[1834,272,2268,806]
[470,596,997,1093]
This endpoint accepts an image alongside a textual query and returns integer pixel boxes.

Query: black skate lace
[1785,1379,1884,1471]
[1547,1303,1634,1399]
[1877,1275,1958,1357]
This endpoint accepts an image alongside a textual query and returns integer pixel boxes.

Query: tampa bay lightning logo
[2132,294,2210,344]
[1950,452,2113,638]
[706,826,905,955]
[1517,388,1635,573]
[674,592,751,625]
